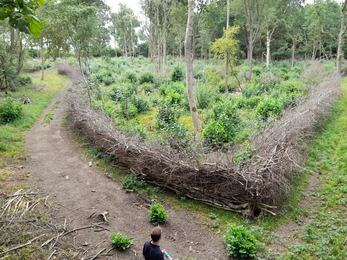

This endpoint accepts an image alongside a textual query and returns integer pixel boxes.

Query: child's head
[151,226,162,242]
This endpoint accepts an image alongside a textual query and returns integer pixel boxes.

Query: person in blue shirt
[143,226,166,260]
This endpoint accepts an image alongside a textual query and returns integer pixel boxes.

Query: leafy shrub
[256,98,283,120]
[156,102,181,129]
[103,75,116,86]
[0,97,23,123]
[122,175,146,190]
[111,232,132,251]
[170,66,184,82]
[139,72,155,84]
[120,102,138,119]
[149,203,167,225]
[203,101,241,148]
[159,81,185,96]
[141,83,153,93]
[252,66,262,76]
[117,119,148,139]
[110,86,126,102]
[130,96,150,114]
[237,96,262,109]
[17,75,32,86]
[109,84,136,102]
[124,70,138,83]
[242,83,270,98]
[196,83,215,109]
[225,224,259,258]
[165,92,182,105]
[158,122,191,152]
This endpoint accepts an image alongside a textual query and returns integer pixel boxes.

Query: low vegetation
[110,232,132,251]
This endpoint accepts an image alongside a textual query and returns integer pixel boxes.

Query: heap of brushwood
[65,66,341,217]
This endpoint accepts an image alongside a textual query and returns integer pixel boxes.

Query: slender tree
[185,0,200,132]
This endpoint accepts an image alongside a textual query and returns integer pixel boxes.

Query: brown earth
[24,89,229,259]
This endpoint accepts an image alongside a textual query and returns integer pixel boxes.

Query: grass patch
[43,112,54,123]
[278,78,347,259]
[0,70,67,165]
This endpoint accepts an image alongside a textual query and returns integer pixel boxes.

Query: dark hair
[151,226,162,242]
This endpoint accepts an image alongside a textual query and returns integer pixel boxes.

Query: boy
[143,226,166,260]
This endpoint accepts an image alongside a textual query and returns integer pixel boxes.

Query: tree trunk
[185,0,200,133]
[337,0,347,74]
[291,37,296,68]
[266,29,271,68]
[40,38,45,80]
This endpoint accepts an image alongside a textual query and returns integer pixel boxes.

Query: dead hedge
[62,64,341,217]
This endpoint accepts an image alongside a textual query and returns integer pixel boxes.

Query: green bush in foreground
[111,232,132,251]
[0,97,23,123]
[225,224,259,259]
[149,203,167,225]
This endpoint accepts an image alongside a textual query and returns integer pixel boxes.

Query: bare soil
[24,90,228,259]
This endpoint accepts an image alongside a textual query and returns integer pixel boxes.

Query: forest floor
[22,87,229,260]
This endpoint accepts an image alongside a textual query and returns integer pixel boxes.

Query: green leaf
[28,16,43,37]
[35,0,45,6]
[0,8,9,20]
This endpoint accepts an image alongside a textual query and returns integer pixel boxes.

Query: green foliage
[0,0,44,37]
[237,96,262,109]
[159,81,185,96]
[225,224,259,258]
[120,102,138,119]
[149,203,167,225]
[165,92,182,106]
[139,72,155,84]
[141,83,153,93]
[124,70,138,83]
[0,98,23,123]
[156,102,181,129]
[121,175,146,190]
[158,122,191,152]
[116,119,147,139]
[110,232,132,251]
[109,84,136,102]
[195,83,217,109]
[203,101,241,148]
[130,96,150,114]
[170,66,184,82]
[211,26,240,63]
[256,98,283,120]
[16,75,32,86]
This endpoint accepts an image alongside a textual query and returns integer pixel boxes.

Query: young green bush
[130,96,150,114]
[225,224,259,258]
[149,203,167,225]
[170,66,184,82]
[111,232,132,251]
[141,83,153,93]
[139,71,155,84]
[17,75,32,86]
[0,97,23,123]
[156,102,181,129]
[256,98,283,120]
[203,101,241,148]
[158,122,191,152]
[121,175,146,190]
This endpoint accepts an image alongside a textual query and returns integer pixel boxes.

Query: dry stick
[89,248,106,260]
[47,250,56,260]
[4,192,39,198]
[0,234,45,256]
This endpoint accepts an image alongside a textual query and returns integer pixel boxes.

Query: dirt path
[24,89,228,259]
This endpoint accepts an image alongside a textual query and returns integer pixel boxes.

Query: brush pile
[62,63,341,217]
